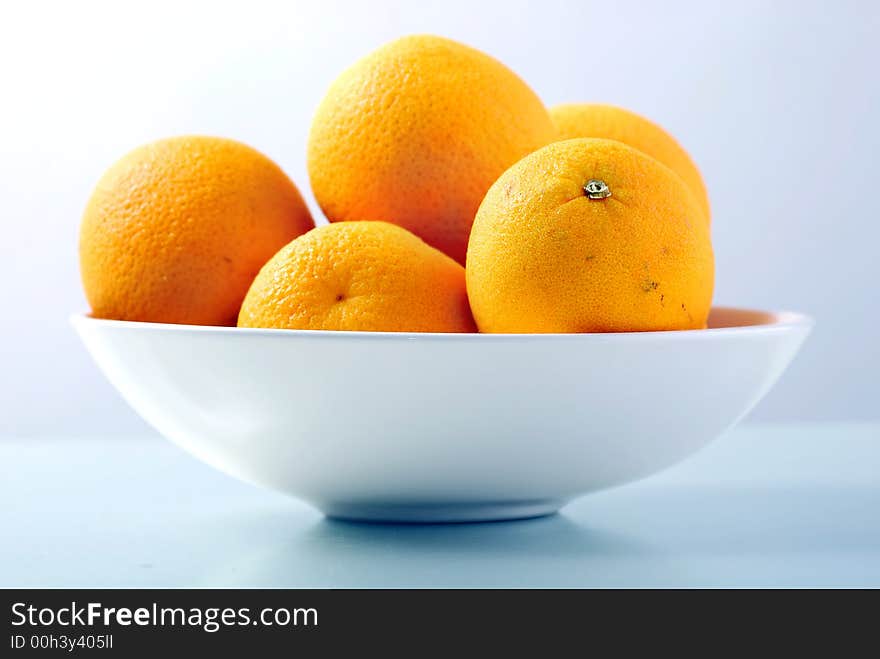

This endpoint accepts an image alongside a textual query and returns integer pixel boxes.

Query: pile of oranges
[80,35,714,334]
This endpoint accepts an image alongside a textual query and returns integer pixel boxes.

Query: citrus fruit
[238,222,476,333]
[79,136,314,326]
[466,138,714,333]
[307,34,556,264]
[550,103,711,221]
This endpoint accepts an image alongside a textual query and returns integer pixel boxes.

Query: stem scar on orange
[465,138,714,333]
[550,103,711,223]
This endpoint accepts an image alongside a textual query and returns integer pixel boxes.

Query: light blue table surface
[2,424,878,588]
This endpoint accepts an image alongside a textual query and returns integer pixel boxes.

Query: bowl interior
[707,307,792,329]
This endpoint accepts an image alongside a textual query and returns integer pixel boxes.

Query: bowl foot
[319,499,565,524]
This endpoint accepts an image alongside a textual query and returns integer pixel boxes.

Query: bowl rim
[70,306,814,341]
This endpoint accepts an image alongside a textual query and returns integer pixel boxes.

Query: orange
[550,103,711,221]
[307,34,556,264]
[238,222,476,333]
[80,136,314,326]
[466,138,714,333]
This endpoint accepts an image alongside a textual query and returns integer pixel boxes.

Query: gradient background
[1,0,877,437]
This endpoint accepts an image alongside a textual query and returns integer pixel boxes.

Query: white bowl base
[319,499,566,523]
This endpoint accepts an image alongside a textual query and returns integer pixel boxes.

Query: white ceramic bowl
[72,307,811,522]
